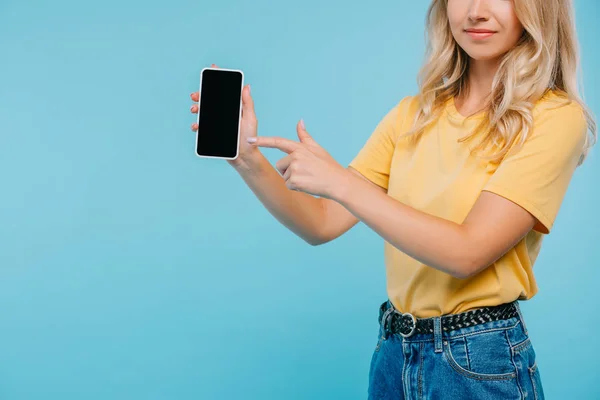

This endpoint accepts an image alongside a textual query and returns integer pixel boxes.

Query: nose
[468,0,490,22]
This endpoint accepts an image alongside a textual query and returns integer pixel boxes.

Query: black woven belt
[378,301,519,338]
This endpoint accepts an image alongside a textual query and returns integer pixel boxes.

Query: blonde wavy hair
[405,0,596,166]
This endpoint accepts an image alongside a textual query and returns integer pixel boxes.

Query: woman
[190,0,596,398]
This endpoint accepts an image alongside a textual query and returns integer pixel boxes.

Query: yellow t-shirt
[349,91,587,318]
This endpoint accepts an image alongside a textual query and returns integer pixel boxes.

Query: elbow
[452,254,487,279]
[302,222,334,246]
[303,228,335,246]
[304,234,332,246]
[452,266,476,280]
[305,237,325,246]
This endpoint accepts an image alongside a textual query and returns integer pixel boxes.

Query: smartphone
[196,67,244,160]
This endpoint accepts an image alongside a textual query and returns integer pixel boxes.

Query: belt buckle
[399,312,417,338]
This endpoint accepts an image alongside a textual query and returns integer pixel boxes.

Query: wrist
[330,169,358,203]
[230,148,264,173]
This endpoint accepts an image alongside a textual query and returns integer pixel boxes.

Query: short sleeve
[348,97,410,190]
[482,101,587,234]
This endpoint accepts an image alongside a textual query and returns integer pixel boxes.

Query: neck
[454,58,501,116]
[464,58,501,101]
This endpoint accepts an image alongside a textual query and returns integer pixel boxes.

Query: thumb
[241,84,257,124]
[296,119,314,144]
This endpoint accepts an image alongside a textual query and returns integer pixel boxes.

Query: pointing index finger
[251,136,301,154]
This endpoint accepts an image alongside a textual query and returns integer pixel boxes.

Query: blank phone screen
[196,69,243,159]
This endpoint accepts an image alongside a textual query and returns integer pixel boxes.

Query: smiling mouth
[464,29,497,39]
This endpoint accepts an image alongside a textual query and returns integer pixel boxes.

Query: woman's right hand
[189,64,262,170]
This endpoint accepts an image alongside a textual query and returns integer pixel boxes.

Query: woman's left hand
[248,120,352,200]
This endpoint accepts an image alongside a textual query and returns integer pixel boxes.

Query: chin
[463,49,504,62]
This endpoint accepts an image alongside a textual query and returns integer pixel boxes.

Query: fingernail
[300,119,305,130]
[248,84,251,94]
[190,105,194,111]
[247,137,257,143]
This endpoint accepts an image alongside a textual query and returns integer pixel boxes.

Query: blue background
[0,0,598,399]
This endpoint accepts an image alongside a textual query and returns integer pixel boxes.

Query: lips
[465,29,496,39]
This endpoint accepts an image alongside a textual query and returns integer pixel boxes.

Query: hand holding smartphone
[195,67,245,160]
[190,64,260,168]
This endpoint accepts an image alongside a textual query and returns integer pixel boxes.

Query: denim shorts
[368,300,545,399]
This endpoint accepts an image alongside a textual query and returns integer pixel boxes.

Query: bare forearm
[233,153,326,245]
[335,173,471,278]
